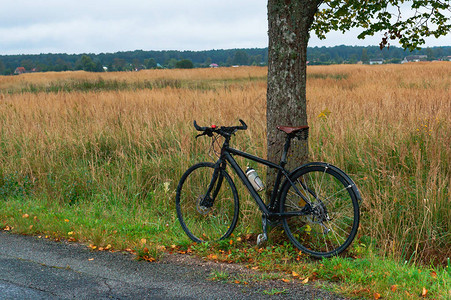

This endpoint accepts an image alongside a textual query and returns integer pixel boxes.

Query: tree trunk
[266,0,320,198]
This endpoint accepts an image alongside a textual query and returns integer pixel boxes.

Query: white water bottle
[246,167,264,192]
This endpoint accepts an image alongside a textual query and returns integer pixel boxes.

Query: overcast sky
[1,0,450,55]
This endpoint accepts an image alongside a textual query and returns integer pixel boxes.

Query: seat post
[280,134,292,167]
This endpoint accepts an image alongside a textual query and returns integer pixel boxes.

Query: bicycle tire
[176,162,239,243]
[280,162,360,258]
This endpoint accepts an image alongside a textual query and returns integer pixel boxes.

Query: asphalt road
[0,231,348,299]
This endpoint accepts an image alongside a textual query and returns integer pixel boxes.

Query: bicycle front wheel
[176,162,239,243]
[280,163,360,258]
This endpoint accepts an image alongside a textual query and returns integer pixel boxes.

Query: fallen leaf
[374,292,381,299]
[236,237,242,242]
[292,271,299,277]
[281,278,290,283]
[64,219,69,222]
[68,231,74,235]
[141,238,147,244]
[311,272,318,280]
[302,277,309,284]
[143,247,149,253]
[331,275,340,281]
[29,225,33,230]
[422,287,428,297]
[234,280,240,284]
[143,256,156,262]
[391,285,398,292]
[352,288,371,295]
[430,271,437,278]
[251,266,259,270]
[88,258,94,261]
[229,239,233,245]
[105,244,112,250]
[98,247,104,251]
[208,254,218,260]
[22,214,29,218]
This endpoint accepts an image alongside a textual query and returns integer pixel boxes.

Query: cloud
[0,0,449,55]
[0,0,267,54]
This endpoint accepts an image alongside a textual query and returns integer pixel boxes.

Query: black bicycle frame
[208,135,312,219]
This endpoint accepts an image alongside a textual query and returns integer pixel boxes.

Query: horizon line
[2,44,451,57]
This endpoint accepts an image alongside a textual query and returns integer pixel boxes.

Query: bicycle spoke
[321,184,354,206]
[176,163,239,243]
[281,164,360,257]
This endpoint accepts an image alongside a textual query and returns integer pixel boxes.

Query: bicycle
[175,119,361,258]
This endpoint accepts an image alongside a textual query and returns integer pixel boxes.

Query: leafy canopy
[313,0,451,50]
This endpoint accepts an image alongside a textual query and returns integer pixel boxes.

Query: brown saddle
[276,125,309,135]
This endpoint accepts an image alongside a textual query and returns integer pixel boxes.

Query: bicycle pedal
[257,233,268,247]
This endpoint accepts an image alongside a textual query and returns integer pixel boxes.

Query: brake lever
[195,130,214,138]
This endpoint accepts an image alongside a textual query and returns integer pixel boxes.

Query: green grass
[307,73,349,80]
[262,288,288,295]
[4,76,268,94]
[181,236,451,299]
[1,66,450,299]
[1,142,449,299]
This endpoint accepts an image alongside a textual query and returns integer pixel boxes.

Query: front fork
[200,161,225,208]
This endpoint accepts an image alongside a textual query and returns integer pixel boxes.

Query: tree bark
[266,0,320,198]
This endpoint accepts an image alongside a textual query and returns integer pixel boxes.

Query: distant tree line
[307,45,451,65]
[0,46,449,75]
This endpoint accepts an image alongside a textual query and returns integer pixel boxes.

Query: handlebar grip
[238,119,248,130]
[193,120,206,131]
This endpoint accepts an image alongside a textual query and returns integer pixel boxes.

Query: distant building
[14,67,26,75]
[401,55,428,63]
[209,63,219,68]
[369,59,384,65]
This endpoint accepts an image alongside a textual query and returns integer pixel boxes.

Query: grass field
[1,63,450,298]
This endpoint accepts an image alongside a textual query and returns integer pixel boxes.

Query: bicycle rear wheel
[176,162,239,243]
[280,163,360,258]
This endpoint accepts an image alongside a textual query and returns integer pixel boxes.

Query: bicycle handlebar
[193,119,247,138]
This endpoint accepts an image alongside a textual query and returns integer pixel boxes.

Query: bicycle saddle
[276,125,309,134]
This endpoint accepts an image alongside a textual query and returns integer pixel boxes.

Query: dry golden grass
[0,63,449,264]
[0,66,267,91]
[306,62,450,263]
